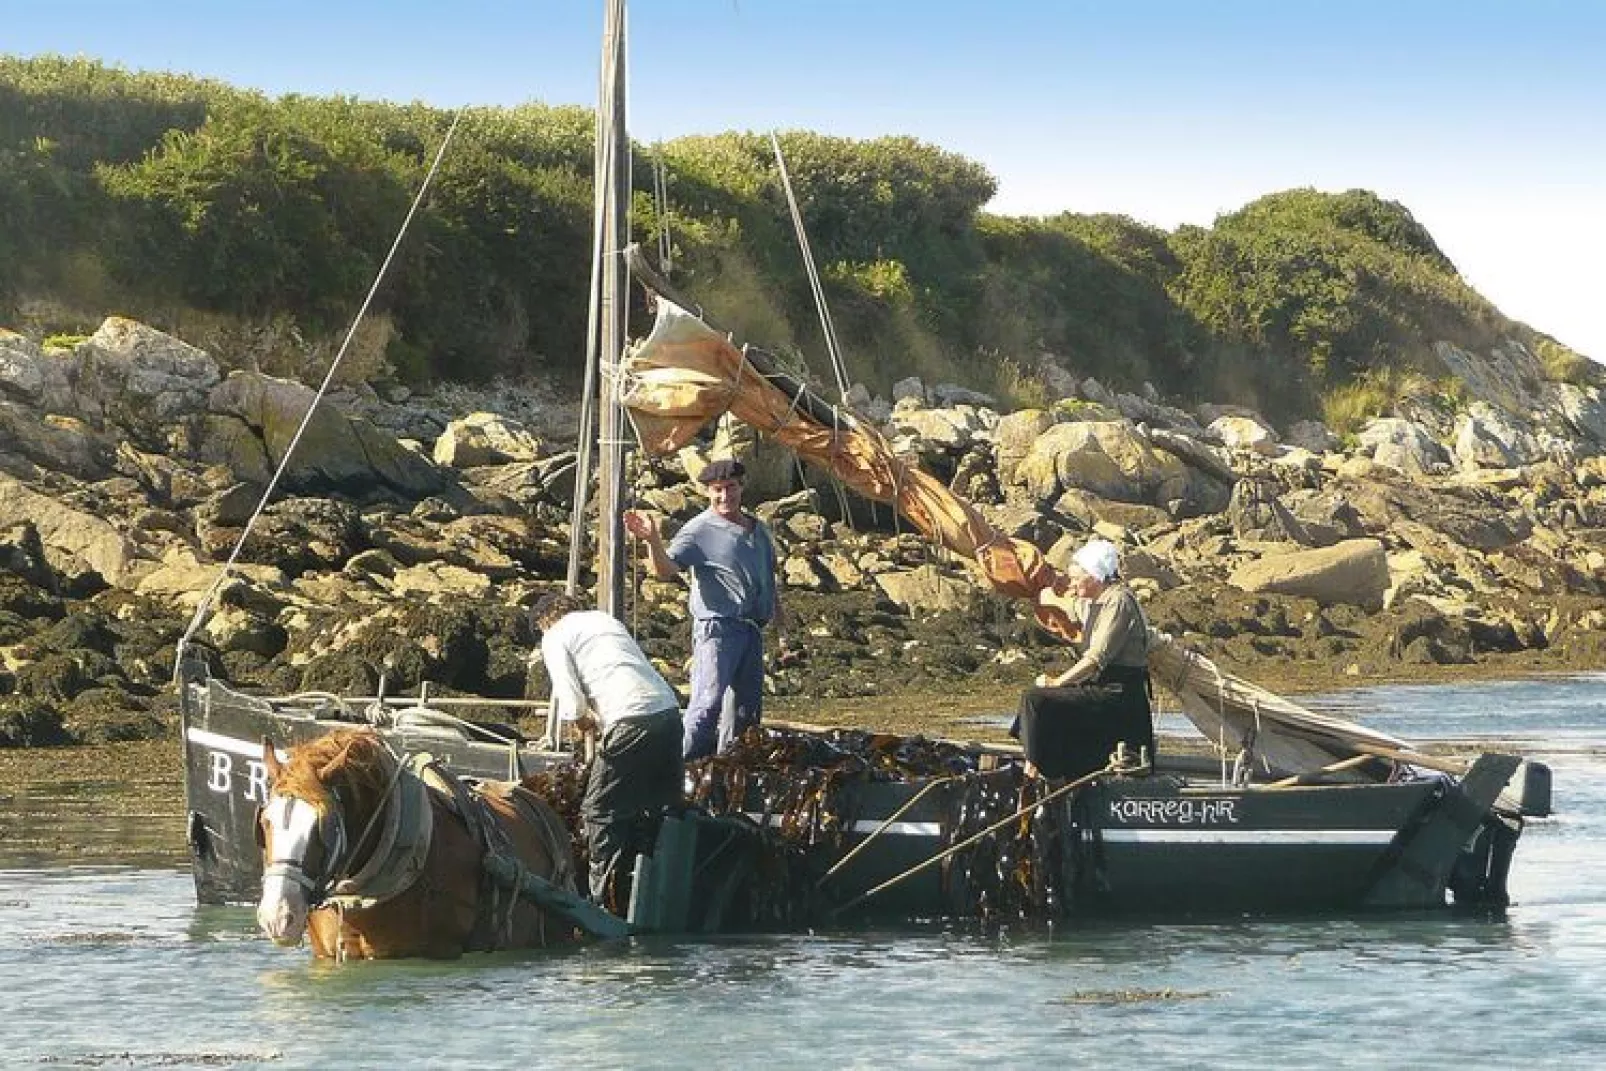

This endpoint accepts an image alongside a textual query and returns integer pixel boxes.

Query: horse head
[255,730,394,946]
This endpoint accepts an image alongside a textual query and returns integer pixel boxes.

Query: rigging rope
[174,111,465,672]
[652,147,674,277]
[770,132,852,402]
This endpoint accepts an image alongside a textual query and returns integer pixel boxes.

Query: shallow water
[3,678,1605,1069]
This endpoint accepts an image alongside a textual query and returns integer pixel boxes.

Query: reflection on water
[0,779,186,868]
[2,678,1605,1068]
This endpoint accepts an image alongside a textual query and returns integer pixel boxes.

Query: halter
[260,791,351,904]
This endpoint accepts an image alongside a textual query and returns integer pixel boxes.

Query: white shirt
[539,610,678,734]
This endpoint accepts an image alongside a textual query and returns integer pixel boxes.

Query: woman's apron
[1011,663,1154,780]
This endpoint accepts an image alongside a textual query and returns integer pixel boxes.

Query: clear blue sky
[7,0,1604,361]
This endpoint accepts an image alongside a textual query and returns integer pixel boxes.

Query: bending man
[623,457,783,760]
[1013,538,1155,781]
[532,593,683,910]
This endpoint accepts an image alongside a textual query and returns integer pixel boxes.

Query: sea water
[3,676,1604,1070]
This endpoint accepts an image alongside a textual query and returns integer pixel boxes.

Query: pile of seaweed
[521,726,1078,928]
[692,728,1070,926]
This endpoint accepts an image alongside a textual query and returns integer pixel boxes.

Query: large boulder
[1014,420,1190,509]
[1550,382,1606,446]
[432,412,545,468]
[0,330,75,412]
[1209,415,1279,456]
[873,564,979,615]
[1284,420,1340,454]
[1434,340,1545,414]
[207,371,444,499]
[0,404,115,480]
[75,318,221,443]
[0,474,141,588]
[1357,418,1450,477]
[1339,474,1530,553]
[1454,402,1541,470]
[1227,538,1389,610]
[994,409,1057,486]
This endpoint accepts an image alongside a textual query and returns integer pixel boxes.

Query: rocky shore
[0,317,1603,752]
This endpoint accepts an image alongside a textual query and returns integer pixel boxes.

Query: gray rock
[1550,382,1606,445]
[1357,417,1451,476]
[873,564,978,615]
[993,409,1056,486]
[208,371,444,499]
[0,330,75,411]
[1454,402,1541,470]
[0,473,142,588]
[892,377,926,404]
[0,404,114,481]
[432,412,545,467]
[1285,420,1340,454]
[76,318,221,435]
[930,383,996,408]
[1434,339,1546,414]
[1228,538,1390,610]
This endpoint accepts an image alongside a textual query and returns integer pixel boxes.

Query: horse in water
[255,729,585,959]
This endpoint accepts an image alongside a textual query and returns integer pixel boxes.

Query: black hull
[181,663,1524,922]
[179,667,566,905]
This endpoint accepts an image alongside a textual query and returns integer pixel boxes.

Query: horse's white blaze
[256,794,321,945]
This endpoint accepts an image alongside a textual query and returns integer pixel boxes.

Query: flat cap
[697,457,746,483]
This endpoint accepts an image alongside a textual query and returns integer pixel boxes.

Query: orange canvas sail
[619,295,1076,641]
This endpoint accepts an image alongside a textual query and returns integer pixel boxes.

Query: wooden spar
[482,854,631,939]
[594,0,630,618]
[1265,753,1376,788]
[1351,742,1471,777]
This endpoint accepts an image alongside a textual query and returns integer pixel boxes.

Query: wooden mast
[568,0,630,618]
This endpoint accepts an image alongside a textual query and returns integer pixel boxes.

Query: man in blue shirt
[624,458,784,760]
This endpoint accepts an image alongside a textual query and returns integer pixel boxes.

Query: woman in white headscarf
[1011,538,1155,781]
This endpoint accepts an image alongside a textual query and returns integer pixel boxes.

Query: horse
[255,728,585,959]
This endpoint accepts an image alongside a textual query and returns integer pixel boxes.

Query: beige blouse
[1055,583,1150,686]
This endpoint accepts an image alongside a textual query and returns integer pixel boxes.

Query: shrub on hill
[0,57,1549,417]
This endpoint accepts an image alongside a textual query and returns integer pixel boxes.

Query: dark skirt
[1010,664,1154,780]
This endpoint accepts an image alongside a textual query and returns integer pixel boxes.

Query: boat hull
[181,666,1522,921]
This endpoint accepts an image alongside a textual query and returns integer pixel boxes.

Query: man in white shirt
[532,593,683,910]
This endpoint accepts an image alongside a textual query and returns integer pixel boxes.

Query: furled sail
[618,287,1413,777]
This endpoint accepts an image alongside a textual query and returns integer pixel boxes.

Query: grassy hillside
[1,56,1592,420]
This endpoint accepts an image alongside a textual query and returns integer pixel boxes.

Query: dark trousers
[581,710,684,907]
[683,618,764,760]
[1013,665,1155,781]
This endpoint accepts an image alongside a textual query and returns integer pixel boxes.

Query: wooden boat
[179,640,1546,924]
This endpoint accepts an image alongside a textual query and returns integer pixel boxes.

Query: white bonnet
[1071,538,1120,583]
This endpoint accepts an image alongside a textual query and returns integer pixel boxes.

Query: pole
[594,0,630,618]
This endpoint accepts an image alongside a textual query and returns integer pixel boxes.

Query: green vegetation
[1535,337,1595,387]
[0,55,1574,417]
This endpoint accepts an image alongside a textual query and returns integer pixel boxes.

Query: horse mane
[274,729,395,815]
